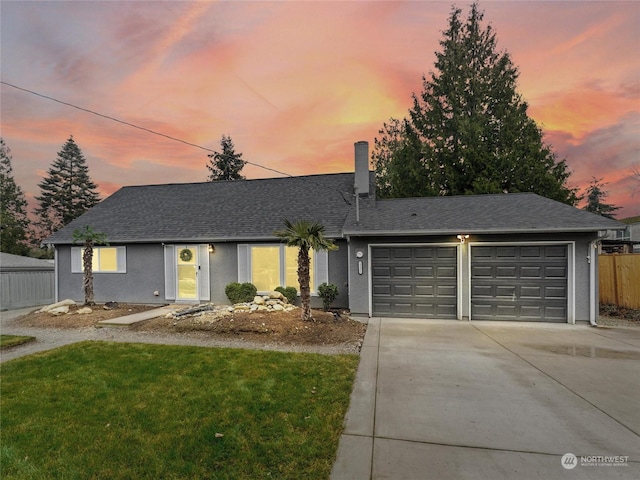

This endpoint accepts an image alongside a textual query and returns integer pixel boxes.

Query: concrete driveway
[331,319,640,479]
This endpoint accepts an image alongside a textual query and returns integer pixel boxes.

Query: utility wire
[1,80,353,204]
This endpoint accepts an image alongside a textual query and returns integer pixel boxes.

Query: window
[71,246,126,273]
[240,245,326,294]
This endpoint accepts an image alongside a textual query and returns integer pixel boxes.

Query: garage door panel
[472,284,493,297]
[393,266,412,278]
[472,265,493,278]
[393,248,412,259]
[545,266,567,278]
[520,266,542,278]
[373,302,391,314]
[414,247,435,259]
[415,266,434,278]
[415,303,436,316]
[520,305,541,318]
[373,266,391,278]
[373,248,391,260]
[373,284,391,296]
[394,303,413,314]
[393,284,413,296]
[546,246,567,258]
[521,286,542,298]
[437,285,457,297]
[546,306,567,320]
[496,285,516,297]
[471,245,567,322]
[521,246,542,257]
[496,305,518,317]
[436,247,457,259]
[496,247,517,258]
[415,285,434,297]
[437,266,457,278]
[372,246,457,318]
[496,266,517,278]
[437,303,457,316]
[546,286,567,298]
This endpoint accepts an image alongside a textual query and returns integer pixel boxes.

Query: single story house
[44,142,624,324]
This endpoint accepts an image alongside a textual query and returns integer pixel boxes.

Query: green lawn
[0,341,359,479]
[0,335,35,349]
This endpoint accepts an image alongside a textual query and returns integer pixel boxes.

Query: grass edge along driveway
[0,341,359,480]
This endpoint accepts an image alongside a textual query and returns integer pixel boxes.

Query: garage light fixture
[457,234,469,243]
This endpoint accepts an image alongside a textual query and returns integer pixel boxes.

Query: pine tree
[206,135,246,181]
[0,138,30,255]
[583,177,619,219]
[373,3,578,205]
[34,136,100,241]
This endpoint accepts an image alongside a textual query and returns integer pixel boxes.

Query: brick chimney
[354,141,369,196]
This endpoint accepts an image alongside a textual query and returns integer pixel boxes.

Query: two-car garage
[370,244,569,322]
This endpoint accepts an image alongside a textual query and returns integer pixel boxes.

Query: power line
[1,80,352,203]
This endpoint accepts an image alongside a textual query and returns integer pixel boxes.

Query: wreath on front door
[179,248,193,262]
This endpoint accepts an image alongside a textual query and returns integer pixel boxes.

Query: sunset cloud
[1,0,638,219]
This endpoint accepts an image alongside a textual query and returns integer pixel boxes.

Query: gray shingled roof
[0,253,54,271]
[45,173,356,244]
[45,174,624,245]
[343,193,624,235]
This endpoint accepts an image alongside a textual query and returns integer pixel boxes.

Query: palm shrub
[72,225,108,306]
[275,219,338,321]
[318,283,339,311]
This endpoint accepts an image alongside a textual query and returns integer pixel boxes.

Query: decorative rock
[104,301,119,310]
[269,291,284,300]
[48,306,70,316]
[235,304,251,311]
[256,305,269,312]
[38,299,76,313]
[253,296,266,305]
[272,303,284,311]
[77,307,93,315]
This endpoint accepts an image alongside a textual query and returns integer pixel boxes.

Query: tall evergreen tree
[34,136,100,241]
[0,138,30,255]
[206,135,246,181]
[373,3,578,205]
[583,177,619,219]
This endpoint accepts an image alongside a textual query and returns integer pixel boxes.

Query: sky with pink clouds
[1,0,638,219]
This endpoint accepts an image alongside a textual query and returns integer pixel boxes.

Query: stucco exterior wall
[328,239,349,309]
[347,232,598,322]
[56,244,167,304]
[209,242,238,305]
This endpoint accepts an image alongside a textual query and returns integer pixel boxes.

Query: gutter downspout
[588,233,608,326]
[354,185,360,224]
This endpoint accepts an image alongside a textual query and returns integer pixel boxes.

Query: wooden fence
[599,254,640,309]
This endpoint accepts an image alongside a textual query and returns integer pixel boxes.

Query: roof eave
[343,226,620,237]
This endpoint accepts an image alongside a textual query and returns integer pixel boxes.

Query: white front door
[176,246,198,301]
